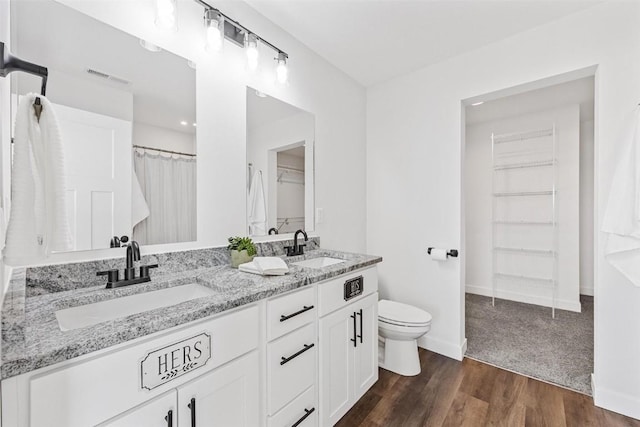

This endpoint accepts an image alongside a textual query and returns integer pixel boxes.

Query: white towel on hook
[4,94,72,264]
[602,108,640,286]
[248,170,267,236]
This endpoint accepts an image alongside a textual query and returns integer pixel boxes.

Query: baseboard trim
[580,286,594,296]
[418,335,466,361]
[466,284,582,312]
[592,376,640,420]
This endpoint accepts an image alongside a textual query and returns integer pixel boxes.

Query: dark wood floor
[336,349,640,427]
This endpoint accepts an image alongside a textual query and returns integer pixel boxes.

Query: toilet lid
[378,299,432,326]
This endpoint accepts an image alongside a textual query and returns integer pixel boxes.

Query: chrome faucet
[97,240,158,289]
[285,229,308,256]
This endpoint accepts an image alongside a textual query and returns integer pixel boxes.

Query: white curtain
[133,150,196,245]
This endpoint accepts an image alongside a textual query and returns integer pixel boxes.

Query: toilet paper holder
[427,248,459,258]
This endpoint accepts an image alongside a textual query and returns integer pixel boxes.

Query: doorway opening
[462,72,596,395]
[274,145,305,234]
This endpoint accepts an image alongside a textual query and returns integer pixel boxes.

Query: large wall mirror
[246,88,315,237]
[10,0,196,252]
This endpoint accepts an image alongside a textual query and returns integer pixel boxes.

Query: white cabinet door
[177,351,260,427]
[97,390,176,427]
[353,293,379,400]
[319,305,355,426]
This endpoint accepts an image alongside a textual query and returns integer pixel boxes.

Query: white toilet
[378,299,432,376]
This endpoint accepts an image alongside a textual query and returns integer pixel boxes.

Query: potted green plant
[227,236,257,268]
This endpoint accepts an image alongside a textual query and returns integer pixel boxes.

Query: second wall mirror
[246,88,315,237]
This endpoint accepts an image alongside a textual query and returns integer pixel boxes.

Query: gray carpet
[465,293,593,395]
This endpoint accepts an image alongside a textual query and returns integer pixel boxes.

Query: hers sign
[141,333,211,390]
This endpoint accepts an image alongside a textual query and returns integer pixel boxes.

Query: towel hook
[0,41,48,122]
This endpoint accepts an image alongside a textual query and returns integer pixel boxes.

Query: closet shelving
[277,165,305,185]
[491,126,558,318]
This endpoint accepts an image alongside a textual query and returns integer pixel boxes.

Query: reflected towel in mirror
[248,171,267,236]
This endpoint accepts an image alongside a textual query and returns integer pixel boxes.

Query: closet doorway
[275,145,305,233]
[462,72,595,395]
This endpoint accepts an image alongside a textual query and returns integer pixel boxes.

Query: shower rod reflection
[133,145,196,157]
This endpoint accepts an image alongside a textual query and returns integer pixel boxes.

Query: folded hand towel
[253,256,289,275]
[239,260,287,276]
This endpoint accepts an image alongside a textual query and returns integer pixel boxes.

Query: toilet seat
[378,299,432,327]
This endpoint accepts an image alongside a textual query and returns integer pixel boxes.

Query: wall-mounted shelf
[493,190,555,197]
[492,128,554,144]
[493,160,555,170]
[493,220,555,226]
[493,247,557,256]
[494,272,555,285]
[491,126,558,318]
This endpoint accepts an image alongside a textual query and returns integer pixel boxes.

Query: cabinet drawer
[267,286,316,341]
[268,387,317,427]
[268,323,316,414]
[28,304,259,427]
[318,267,378,317]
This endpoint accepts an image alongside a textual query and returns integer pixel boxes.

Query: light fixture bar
[193,0,287,58]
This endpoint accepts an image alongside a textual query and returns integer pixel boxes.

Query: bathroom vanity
[0,245,381,427]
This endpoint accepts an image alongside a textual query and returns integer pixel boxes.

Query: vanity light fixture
[154,0,178,31]
[276,51,289,85]
[245,33,259,71]
[204,9,224,52]
[162,0,290,82]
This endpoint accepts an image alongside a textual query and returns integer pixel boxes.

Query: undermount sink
[292,257,345,269]
[55,283,216,331]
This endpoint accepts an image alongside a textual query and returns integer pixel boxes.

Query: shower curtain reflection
[133,149,196,245]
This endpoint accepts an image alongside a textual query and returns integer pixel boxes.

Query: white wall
[133,122,195,155]
[247,112,314,234]
[367,2,640,418]
[465,106,581,312]
[3,0,366,265]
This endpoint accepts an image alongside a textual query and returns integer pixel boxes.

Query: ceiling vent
[85,68,130,85]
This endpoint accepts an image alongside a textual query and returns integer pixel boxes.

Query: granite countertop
[1,249,381,379]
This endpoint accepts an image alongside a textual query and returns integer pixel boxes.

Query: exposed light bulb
[204,9,224,52]
[245,33,259,71]
[276,52,288,85]
[155,0,177,31]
